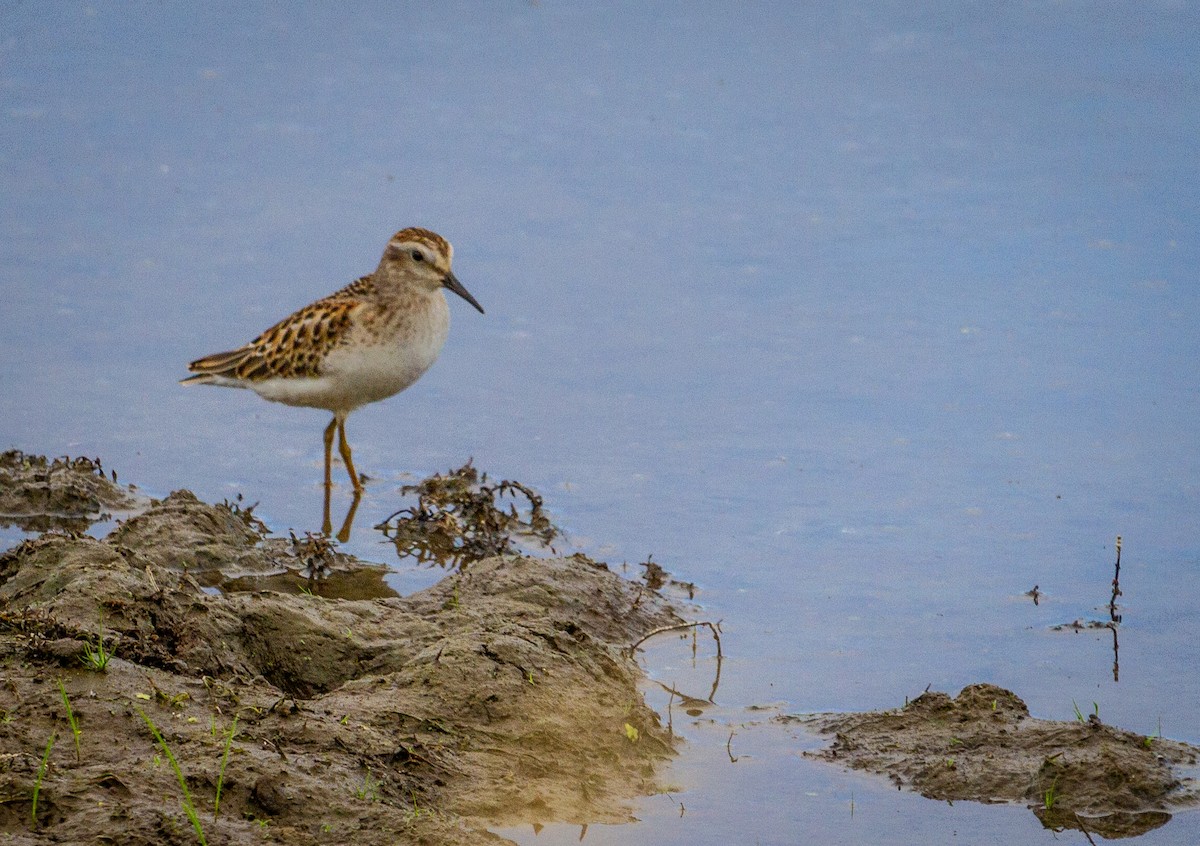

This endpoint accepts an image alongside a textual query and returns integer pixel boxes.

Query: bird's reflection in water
[322,483,362,542]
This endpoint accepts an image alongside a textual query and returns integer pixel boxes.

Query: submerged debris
[0,449,141,532]
[636,554,697,599]
[378,461,557,567]
[791,683,1200,839]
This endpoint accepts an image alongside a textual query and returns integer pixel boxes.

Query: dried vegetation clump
[378,462,557,567]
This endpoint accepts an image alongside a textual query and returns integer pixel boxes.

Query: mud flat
[789,683,1200,839]
[5,451,1199,844]
[0,454,681,845]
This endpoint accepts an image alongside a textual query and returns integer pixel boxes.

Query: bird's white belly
[252,311,448,413]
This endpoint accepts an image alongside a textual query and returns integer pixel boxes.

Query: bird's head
[381,227,484,314]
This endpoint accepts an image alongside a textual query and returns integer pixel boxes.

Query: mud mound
[108,490,373,593]
[0,464,682,845]
[792,683,1200,839]
[0,450,142,532]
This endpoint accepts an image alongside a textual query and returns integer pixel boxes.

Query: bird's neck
[367,267,444,322]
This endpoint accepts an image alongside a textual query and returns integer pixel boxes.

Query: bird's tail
[180,347,256,385]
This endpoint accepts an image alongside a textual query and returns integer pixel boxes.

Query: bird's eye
[411,250,424,262]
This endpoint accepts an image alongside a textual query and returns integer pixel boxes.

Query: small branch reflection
[1047,535,1123,682]
[1108,535,1122,682]
[633,621,724,706]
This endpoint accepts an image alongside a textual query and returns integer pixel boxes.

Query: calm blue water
[3,3,1198,843]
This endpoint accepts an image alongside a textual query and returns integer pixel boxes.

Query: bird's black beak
[443,270,484,314]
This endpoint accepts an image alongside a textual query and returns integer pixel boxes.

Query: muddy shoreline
[2,450,1198,843]
[0,453,681,844]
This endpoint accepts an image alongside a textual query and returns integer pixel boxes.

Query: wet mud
[790,683,1200,839]
[0,450,143,533]
[0,456,681,845]
[5,453,1198,844]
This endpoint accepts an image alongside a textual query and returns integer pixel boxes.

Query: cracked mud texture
[0,460,681,845]
[791,683,1200,839]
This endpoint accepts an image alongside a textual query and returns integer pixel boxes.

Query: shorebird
[181,227,483,492]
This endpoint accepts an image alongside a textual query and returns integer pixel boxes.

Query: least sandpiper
[181,227,483,491]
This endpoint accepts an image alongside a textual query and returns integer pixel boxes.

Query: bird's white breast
[250,292,451,413]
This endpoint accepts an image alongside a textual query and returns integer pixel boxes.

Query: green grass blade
[137,708,207,846]
[31,731,56,827]
[213,713,237,820]
[56,679,82,762]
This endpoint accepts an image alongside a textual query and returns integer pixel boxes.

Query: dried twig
[1108,535,1122,621]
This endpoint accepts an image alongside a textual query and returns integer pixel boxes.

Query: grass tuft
[80,619,112,671]
[1044,774,1060,810]
[355,768,381,802]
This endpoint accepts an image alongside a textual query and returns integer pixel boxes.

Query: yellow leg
[337,415,362,492]
[322,417,337,489]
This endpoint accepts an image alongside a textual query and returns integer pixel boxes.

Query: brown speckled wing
[188,277,374,381]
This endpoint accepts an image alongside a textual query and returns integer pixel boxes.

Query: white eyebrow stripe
[388,240,452,270]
